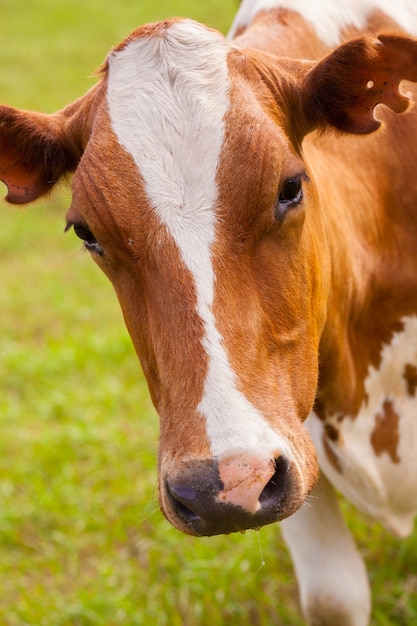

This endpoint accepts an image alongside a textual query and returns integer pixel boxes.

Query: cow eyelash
[66,221,104,256]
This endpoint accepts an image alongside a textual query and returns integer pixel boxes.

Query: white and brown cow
[2,1,417,624]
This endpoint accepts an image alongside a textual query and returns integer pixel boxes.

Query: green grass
[1,2,417,625]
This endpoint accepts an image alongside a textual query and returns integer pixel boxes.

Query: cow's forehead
[106,18,230,246]
[102,18,292,237]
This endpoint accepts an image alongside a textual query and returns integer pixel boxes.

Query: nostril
[259,455,289,507]
[165,479,202,524]
[170,497,201,524]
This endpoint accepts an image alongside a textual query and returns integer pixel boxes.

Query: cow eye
[275,175,305,222]
[280,178,303,204]
[73,223,96,244]
[71,222,103,256]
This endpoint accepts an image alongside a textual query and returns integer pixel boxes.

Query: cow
[2,0,417,624]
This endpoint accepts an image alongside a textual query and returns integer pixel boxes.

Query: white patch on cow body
[106,20,291,460]
[229,0,417,45]
[307,315,417,538]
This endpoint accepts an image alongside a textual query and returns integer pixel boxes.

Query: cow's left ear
[0,83,102,204]
[300,33,417,135]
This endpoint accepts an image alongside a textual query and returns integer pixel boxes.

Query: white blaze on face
[106,20,290,459]
[229,0,417,45]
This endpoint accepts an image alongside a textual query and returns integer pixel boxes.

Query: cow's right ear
[0,83,102,204]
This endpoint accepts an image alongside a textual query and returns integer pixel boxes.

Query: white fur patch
[106,20,290,460]
[307,315,417,538]
[229,0,417,45]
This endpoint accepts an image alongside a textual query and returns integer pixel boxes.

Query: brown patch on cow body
[404,363,417,396]
[324,422,339,441]
[322,433,343,473]
[370,400,400,463]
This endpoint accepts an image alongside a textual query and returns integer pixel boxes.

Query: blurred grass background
[0,1,416,624]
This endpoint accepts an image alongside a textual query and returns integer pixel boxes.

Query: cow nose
[163,454,291,536]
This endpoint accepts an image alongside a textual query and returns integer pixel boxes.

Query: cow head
[2,20,417,535]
